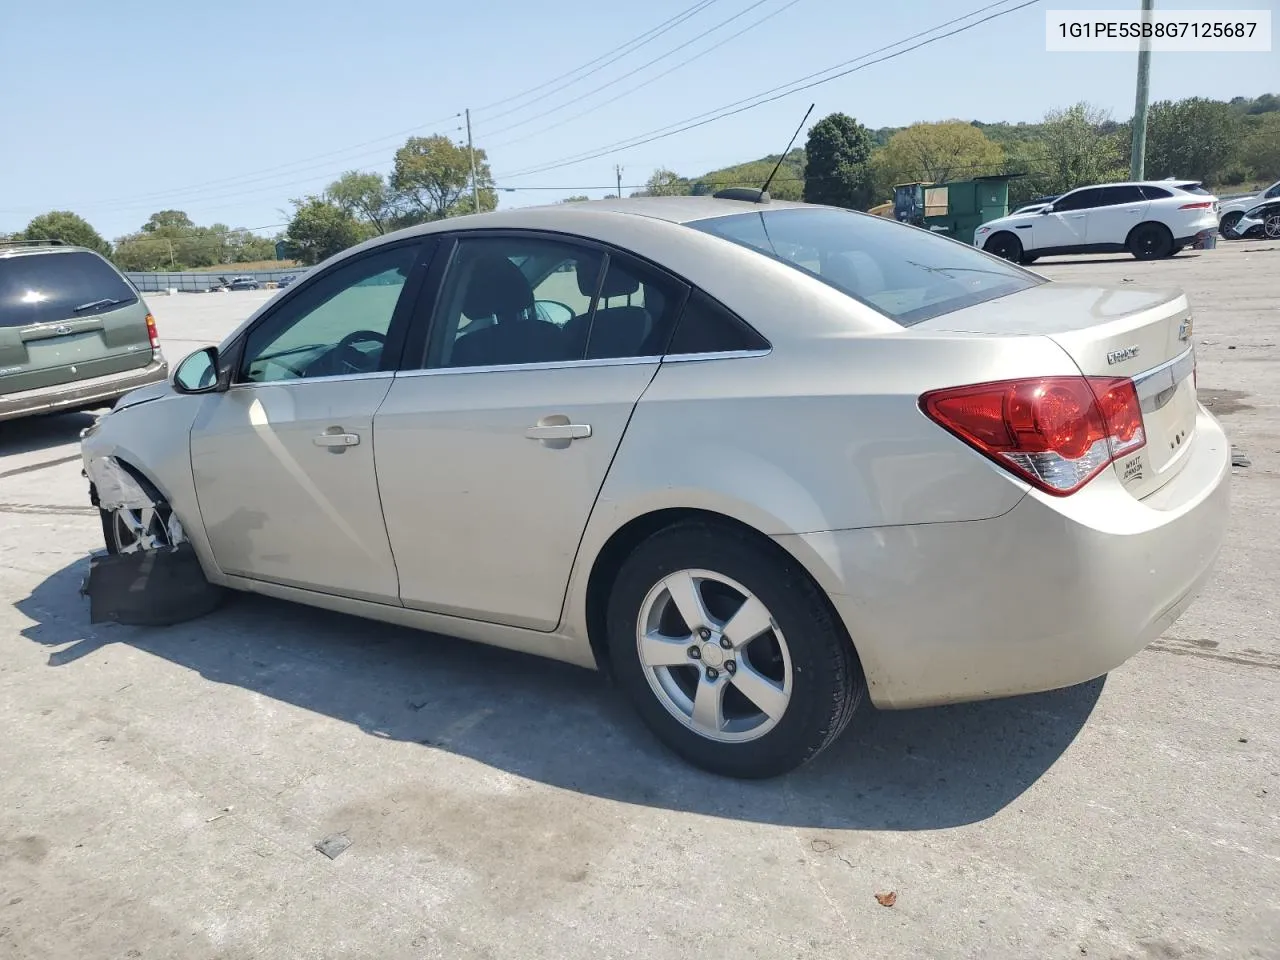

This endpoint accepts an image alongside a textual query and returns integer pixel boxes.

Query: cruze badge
[1107,345,1140,365]
[1178,318,1193,341]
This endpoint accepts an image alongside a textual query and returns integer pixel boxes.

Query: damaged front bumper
[84,455,188,551]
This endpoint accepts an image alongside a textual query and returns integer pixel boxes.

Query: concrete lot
[1,244,1277,959]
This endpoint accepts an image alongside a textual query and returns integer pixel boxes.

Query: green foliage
[327,171,396,234]
[871,121,1005,198]
[1025,102,1128,198]
[391,135,496,220]
[1243,112,1280,180]
[803,113,875,210]
[141,210,194,233]
[22,211,110,256]
[112,210,277,271]
[641,168,690,196]
[559,195,590,203]
[689,151,806,201]
[284,198,367,266]
[1145,97,1245,184]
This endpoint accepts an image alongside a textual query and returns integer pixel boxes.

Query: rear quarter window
[688,207,1042,327]
[0,251,138,327]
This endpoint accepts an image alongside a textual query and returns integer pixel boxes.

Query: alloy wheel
[1265,214,1280,239]
[110,506,172,554]
[635,568,792,743]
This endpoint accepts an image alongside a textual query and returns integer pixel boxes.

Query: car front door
[189,240,432,602]
[1084,185,1149,246]
[374,232,686,631]
[1031,187,1100,251]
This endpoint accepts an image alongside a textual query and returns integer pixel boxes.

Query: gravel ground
[1,241,1277,960]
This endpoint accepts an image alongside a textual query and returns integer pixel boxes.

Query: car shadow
[1033,253,1204,267]
[16,557,1104,830]
[0,411,101,460]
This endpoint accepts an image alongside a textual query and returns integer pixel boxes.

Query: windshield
[0,250,138,327]
[688,207,1043,327]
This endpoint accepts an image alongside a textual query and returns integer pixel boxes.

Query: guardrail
[124,269,307,292]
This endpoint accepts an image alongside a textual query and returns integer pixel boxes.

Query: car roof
[0,243,99,261]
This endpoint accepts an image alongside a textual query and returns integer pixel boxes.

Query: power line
[473,0,722,121]
[476,0,783,139]
[485,0,804,151]
[496,0,1041,180]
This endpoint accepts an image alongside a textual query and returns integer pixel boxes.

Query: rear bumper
[781,406,1231,709]
[0,356,169,423]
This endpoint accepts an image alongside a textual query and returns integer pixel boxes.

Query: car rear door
[0,249,154,395]
[373,231,686,631]
[1084,185,1150,246]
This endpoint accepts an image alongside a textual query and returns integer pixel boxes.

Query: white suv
[974,180,1219,264]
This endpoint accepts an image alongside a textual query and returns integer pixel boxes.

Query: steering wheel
[329,329,388,376]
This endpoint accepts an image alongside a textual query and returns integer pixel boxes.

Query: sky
[1,0,1276,240]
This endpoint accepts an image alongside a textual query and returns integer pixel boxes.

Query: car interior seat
[449,255,570,367]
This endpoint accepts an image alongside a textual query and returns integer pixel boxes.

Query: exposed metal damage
[81,455,221,625]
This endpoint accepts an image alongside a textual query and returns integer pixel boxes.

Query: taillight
[1179,201,1213,210]
[920,376,1146,496]
[145,312,159,350]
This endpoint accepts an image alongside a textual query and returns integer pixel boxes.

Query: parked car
[0,240,168,422]
[975,180,1218,263]
[80,195,1229,778]
[276,274,298,288]
[226,276,260,290]
[1233,199,1280,240]
[1218,178,1280,239]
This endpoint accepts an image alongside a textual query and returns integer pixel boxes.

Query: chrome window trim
[229,370,396,390]
[1133,344,1195,414]
[393,347,772,378]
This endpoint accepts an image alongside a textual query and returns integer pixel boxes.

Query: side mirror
[1039,206,1054,215]
[173,346,226,394]
[533,299,574,326]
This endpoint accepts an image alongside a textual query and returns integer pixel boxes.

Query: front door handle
[314,431,360,448]
[525,423,591,441]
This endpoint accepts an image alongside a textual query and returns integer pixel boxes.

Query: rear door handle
[525,423,591,441]
[314,432,360,448]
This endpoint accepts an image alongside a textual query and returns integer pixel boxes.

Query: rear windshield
[687,207,1042,326]
[1174,182,1211,196]
[0,251,138,328]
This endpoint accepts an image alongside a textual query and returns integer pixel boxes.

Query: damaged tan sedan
[81,195,1230,778]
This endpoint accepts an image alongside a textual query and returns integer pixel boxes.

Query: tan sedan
[81,195,1230,778]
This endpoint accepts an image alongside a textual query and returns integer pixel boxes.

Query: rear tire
[983,232,1024,264]
[1265,213,1280,240]
[1128,223,1173,260]
[605,520,865,779]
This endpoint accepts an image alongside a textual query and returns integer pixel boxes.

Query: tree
[391,135,496,220]
[803,113,876,209]
[1244,112,1280,181]
[559,195,590,203]
[1029,102,1127,197]
[142,210,194,233]
[871,121,1005,195]
[285,198,366,265]
[22,211,110,256]
[642,168,689,196]
[1144,97,1245,185]
[689,152,805,201]
[327,171,396,234]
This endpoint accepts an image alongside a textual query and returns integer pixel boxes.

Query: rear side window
[1139,185,1172,200]
[667,289,770,355]
[0,251,138,328]
[1098,185,1146,205]
[688,208,1042,327]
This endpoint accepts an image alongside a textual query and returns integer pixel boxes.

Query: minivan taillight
[145,312,159,351]
[920,376,1146,496]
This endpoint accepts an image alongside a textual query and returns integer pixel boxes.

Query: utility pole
[615,164,623,198]
[465,108,480,213]
[1129,0,1155,180]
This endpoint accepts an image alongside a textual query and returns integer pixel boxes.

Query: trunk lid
[916,282,1198,499]
[0,249,154,394]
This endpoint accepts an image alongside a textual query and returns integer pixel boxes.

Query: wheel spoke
[639,630,693,668]
[729,661,788,721]
[690,675,725,734]
[721,594,774,651]
[662,571,708,632]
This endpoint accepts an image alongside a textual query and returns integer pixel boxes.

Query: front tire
[1264,213,1280,240]
[605,520,864,779]
[100,505,174,555]
[984,232,1024,264]
[1128,223,1173,260]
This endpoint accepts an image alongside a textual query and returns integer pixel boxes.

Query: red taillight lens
[921,376,1146,496]
[145,312,159,350]
[1179,201,1213,210]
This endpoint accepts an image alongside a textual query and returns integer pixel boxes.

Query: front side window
[239,244,419,383]
[688,208,1042,327]
[1054,188,1102,212]
[425,236,683,368]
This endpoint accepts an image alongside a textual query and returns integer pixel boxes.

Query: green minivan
[0,241,169,422]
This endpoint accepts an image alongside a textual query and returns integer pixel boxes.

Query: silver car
[80,195,1231,778]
